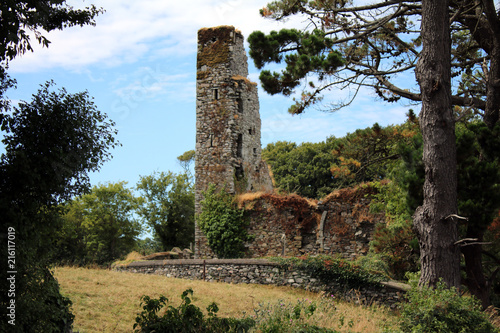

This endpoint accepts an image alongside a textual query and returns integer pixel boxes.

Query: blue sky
[6,0,415,189]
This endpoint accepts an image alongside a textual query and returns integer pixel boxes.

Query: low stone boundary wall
[115,259,408,308]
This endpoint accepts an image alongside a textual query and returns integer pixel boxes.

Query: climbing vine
[198,184,253,258]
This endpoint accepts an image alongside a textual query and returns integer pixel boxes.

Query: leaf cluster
[370,220,419,280]
[398,281,498,333]
[252,298,337,333]
[197,184,252,258]
[251,1,497,116]
[249,28,343,113]
[134,288,255,333]
[136,171,194,251]
[2,81,119,206]
[54,182,142,265]
[0,0,104,62]
[262,121,418,199]
[262,139,338,198]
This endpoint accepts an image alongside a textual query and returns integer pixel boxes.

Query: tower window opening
[253,148,257,156]
[213,88,219,100]
[237,97,243,113]
[236,134,243,158]
[235,165,244,180]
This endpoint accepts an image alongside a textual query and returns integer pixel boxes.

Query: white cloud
[7,0,301,73]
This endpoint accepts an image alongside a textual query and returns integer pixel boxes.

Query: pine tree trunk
[413,0,460,289]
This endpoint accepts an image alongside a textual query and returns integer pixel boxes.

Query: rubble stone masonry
[195,26,273,258]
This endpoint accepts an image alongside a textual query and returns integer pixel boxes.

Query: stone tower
[195,26,273,257]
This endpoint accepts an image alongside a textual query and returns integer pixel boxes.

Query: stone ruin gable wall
[316,184,385,260]
[241,185,384,260]
[194,26,273,258]
[194,183,386,259]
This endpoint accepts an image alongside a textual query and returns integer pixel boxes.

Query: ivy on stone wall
[271,255,383,290]
[197,184,253,258]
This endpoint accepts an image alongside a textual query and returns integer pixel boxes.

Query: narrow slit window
[209,133,214,147]
[236,134,243,158]
[237,97,243,113]
[213,88,219,100]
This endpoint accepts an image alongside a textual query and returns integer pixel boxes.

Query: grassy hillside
[54,266,398,332]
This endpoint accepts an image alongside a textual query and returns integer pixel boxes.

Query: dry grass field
[54,266,399,332]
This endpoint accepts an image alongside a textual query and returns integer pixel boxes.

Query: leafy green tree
[177,150,195,182]
[56,182,142,264]
[330,121,419,186]
[453,120,500,307]
[0,81,118,331]
[262,139,338,198]
[262,121,419,199]
[134,237,163,256]
[137,171,195,251]
[0,2,108,331]
[249,1,498,126]
[197,184,251,258]
[384,118,500,307]
[399,281,497,333]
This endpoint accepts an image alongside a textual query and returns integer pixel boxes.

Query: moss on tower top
[197,26,242,70]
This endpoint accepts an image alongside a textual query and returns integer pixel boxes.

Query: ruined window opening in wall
[209,133,214,147]
[236,134,243,158]
[248,128,252,135]
[213,88,219,100]
[211,37,217,43]
[237,97,243,113]
[235,165,244,180]
[253,148,257,156]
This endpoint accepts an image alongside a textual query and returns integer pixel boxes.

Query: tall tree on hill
[249,0,500,290]
[56,182,142,265]
[0,2,107,331]
[137,172,195,251]
[413,0,459,289]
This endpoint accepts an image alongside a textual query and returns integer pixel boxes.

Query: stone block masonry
[115,259,408,308]
[195,26,273,258]
[196,183,385,260]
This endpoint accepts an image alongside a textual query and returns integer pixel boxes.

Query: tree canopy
[249,0,499,128]
[0,0,103,62]
[0,2,110,330]
[55,182,142,265]
[137,171,195,250]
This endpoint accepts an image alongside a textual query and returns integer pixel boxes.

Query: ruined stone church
[194,26,383,259]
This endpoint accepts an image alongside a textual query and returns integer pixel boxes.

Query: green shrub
[252,298,338,333]
[197,184,253,258]
[398,281,498,333]
[370,221,419,280]
[133,288,255,333]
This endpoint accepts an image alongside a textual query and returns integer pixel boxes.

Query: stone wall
[195,26,273,258]
[196,183,385,260]
[115,259,407,308]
